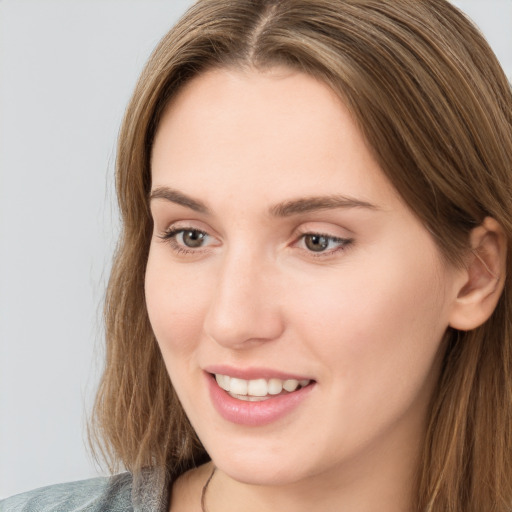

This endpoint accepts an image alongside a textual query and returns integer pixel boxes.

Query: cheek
[284,245,450,389]
[145,249,211,357]
[274,248,452,459]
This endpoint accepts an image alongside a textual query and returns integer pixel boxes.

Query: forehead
[150,67,399,212]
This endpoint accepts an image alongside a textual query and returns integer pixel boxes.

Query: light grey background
[0,0,510,500]
[0,0,195,499]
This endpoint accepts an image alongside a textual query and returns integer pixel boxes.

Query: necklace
[201,466,217,512]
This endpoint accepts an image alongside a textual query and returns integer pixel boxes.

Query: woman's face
[146,68,465,487]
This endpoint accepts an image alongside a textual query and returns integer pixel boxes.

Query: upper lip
[204,364,314,382]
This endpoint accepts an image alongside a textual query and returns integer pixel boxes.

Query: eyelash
[158,227,353,258]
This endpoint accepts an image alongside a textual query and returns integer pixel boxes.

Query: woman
[3,0,511,511]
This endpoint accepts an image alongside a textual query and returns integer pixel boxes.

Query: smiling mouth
[213,373,312,402]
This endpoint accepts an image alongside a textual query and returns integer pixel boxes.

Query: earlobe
[449,217,507,331]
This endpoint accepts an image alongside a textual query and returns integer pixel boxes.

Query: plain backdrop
[0,0,511,500]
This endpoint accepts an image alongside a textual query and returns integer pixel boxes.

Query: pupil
[183,230,205,248]
[305,234,328,252]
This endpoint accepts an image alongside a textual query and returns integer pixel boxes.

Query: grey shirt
[0,468,170,512]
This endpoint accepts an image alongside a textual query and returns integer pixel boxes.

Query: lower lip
[206,374,315,426]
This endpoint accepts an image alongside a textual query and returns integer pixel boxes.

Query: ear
[449,217,507,331]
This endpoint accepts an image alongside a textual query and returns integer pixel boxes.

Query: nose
[203,251,285,349]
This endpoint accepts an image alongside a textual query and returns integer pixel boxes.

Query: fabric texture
[0,468,170,512]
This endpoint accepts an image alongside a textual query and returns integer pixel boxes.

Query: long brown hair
[89,1,512,509]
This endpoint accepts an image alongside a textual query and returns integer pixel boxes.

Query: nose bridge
[203,245,283,348]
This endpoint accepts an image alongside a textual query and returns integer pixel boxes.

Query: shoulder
[0,473,134,512]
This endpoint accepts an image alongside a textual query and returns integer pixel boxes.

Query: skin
[145,67,469,512]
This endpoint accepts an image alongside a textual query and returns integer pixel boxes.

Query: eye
[297,232,353,255]
[178,229,208,248]
[158,227,215,253]
[304,234,332,252]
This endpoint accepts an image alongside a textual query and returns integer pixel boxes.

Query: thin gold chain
[200,466,217,512]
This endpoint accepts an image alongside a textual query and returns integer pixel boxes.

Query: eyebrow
[269,195,378,217]
[150,187,210,214]
[149,186,378,217]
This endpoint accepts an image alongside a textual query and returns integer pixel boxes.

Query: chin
[205,438,316,487]
[220,462,304,487]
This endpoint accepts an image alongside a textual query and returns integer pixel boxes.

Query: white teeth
[248,378,268,397]
[214,374,311,398]
[215,374,230,391]
[283,379,299,392]
[268,378,283,395]
[229,377,248,395]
